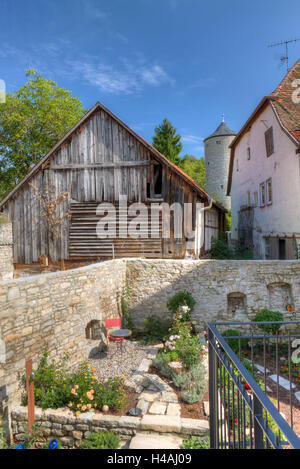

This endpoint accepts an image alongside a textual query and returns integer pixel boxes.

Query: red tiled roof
[271,58,300,142]
[227,59,300,195]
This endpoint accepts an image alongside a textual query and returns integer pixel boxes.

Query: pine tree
[152,118,183,166]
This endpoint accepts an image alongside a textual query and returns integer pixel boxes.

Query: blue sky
[1,0,300,157]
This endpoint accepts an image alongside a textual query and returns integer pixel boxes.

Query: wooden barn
[0,101,226,264]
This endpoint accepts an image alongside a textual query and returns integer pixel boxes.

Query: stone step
[129,433,183,449]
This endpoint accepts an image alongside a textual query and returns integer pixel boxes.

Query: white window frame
[259,182,266,206]
[247,191,251,206]
[266,178,272,205]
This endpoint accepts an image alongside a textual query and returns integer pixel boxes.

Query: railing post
[209,329,218,449]
[253,395,264,449]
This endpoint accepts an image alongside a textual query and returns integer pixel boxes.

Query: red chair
[105,318,124,354]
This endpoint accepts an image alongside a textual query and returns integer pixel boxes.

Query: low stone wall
[0,259,126,410]
[0,217,13,281]
[11,406,209,449]
[126,259,300,328]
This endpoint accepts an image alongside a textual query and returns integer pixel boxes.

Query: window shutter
[265,127,274,157]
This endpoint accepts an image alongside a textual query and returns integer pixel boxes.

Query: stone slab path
[123,345,209,447]
[130,433,183,449]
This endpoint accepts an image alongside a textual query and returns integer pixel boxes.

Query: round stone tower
[204,118,236,210]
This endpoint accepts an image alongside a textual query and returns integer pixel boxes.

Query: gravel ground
[88,340,153,379]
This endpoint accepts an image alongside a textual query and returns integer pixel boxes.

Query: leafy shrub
[160,349,179,362]
[66,364,126,414]
[79,432,119,449]
[181,362,207,403]
[0,425,8,449]
[175,334,203,367]
[182,436,210,449]
[139,315,172,344]
[22,350,70,409]
[211,233,253,260]
[153,355,173,379]
[222,329,248,355]
[22,351,126,414]
[171,371,191,390]
[253,309,283,334]
[167,291,195,316]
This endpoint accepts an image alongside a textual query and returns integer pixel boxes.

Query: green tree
[0,70,86,200]
[180,155,206,189]
[152,118,183,166]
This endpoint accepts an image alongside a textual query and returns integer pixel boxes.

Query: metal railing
[207,321,300,449]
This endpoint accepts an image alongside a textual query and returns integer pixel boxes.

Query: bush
[175,334,203,367]
[138,315,172,344]
[222,329,248,355]
[22,351,126,414]
[253,309,283,334]
[167,291,195,316]
[153,355,173,379]
[211,233,253,260]
[0,426,8,449]
[66,364,126,414]
[79,432,120,449]
[182,436,210,449]
[181,362,207,404]
[23,350,70,409]
[159,349,179,362]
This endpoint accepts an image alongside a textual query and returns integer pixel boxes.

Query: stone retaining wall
[11,406,209,449]
[126,259,300,328]
[2,257,300,419]
[0,259,126,410]
[0,217,13,281]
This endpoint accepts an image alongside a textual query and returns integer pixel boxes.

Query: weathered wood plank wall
[2,108,224,263]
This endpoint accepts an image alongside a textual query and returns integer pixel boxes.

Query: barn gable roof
[0,101,225,212]
[227,59,300,195]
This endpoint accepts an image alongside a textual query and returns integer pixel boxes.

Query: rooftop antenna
[268,38,300,73]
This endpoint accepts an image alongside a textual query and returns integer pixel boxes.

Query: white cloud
[68,59,174,95]
[181,135,203,145]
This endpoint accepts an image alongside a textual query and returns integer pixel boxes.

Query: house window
[265,127,274,157]
[254,191,258,205]
[153,163,162,195]
[266,178,272,204]
[247,147,251,160]
[260,182,266,206]
[247,191,251,206]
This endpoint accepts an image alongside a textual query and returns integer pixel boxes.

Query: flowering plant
[67,364,126,414]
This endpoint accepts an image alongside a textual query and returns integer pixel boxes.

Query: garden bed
[149,364,209,420]
[94,387,139,417]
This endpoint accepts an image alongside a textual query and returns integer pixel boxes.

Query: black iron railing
[207,321,300,449]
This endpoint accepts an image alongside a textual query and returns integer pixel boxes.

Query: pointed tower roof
[204,120,235,142]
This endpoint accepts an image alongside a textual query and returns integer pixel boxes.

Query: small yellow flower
[87,404,92,410]
[76,411,81,416]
